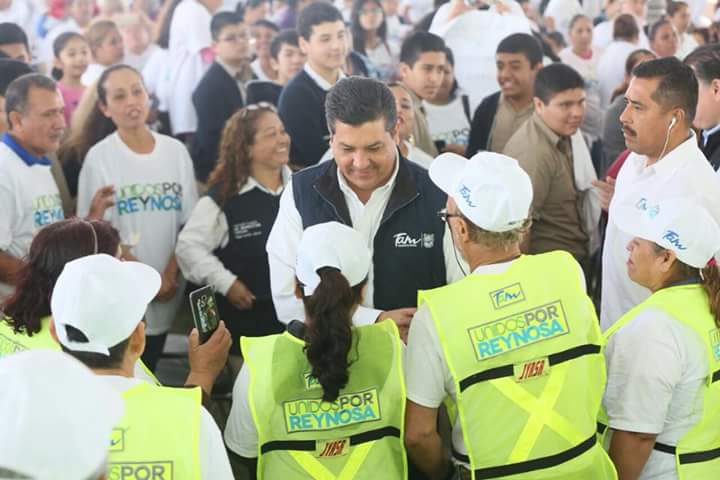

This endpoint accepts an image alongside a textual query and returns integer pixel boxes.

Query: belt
[260,426,400,454]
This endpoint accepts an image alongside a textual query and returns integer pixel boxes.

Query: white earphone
[669,116,677,130]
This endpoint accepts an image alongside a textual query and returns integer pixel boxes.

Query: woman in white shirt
[602,199,720,479]
[76,65,198,371]
[351,0,396,80]
[176,103,289,354]
[649,18,680,58]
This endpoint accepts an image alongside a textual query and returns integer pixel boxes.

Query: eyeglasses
[437,208,468,277]
[240,102,277,118]
[219,33,248,43]
[437,208,462,223]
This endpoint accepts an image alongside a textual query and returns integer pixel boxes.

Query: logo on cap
[458,184,477,208]
[636,198,659,219]
[662,230,687,250]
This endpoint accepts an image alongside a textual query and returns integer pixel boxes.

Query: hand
[87,185,115,220]
[592,177,616,212]
[227,280,256,310]
[441,143,467,156]
[378,307,417,343]
[187,321,232,394]
[155,267,178,302]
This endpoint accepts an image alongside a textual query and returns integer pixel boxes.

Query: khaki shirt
[488,95,534,153]
[405,85,439,158]
[503,113,588,261]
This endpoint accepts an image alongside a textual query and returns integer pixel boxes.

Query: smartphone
[189,285,220,344]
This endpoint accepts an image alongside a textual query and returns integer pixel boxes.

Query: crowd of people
[1,0,720,478]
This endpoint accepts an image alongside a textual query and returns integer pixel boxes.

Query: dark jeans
[141,332,168,372]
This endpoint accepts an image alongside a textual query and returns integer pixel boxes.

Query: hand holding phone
[189,286,220,343]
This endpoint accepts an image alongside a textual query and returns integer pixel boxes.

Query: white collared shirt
[266,157,465,326]
[303,63,345,92]
[600,132,720,330]
[702,123,720,149]
[176,167,291,296]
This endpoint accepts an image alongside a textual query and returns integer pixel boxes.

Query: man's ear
[398,62,410,81]
[49,318,59,343]
[299,36,310,56]
[711,78,720,98]
[533,97,544,113]
[128,322,146,357]
[7,110,22,131]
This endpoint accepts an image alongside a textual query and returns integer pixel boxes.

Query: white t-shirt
[600,134,720,330]
[405,259,586,466]
[76,131,198,335]
[125,44,161,72]
[593,18,649,50]
[597,40,640,106]
[142,47,170,112]
[365,41,396,80]
[0,143,64,299]
[543,0,584,39]
[603,306,708,479]
[429,3,531,110]
[100,375,233,479]
[422,95,470,148]
[81,63,107,87]
[167,0,213,134]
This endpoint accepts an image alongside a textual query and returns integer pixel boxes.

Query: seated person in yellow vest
[600,199,720,479]
[225,221,406,479]
[0,217,232,396]
[50,253,235,479]
[405,151,617,480]
[0,350,123,479]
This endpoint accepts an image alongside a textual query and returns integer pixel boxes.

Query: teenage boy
[191,11,250,183]
[685,44,720,170]
[0,22,30,63]
[466,33,543,156]
[246,29,306,106]
[398,31,446,157]
[278,2,346,168]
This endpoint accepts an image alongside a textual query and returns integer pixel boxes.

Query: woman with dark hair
[225,221,406,479]
[76,65,198,371]
[177,103,289,354]
[351,0,395,79]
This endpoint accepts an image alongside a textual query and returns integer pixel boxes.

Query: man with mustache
[599,57,720,330]
[503,63,590,266]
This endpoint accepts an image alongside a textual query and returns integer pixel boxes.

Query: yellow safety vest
[0,316,160,384]
[598,283,720,479]
[108,382,202,480]
[242,320,407,480]
[419,252,617,480]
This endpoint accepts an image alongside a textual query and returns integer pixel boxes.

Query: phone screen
[189,286,220,343]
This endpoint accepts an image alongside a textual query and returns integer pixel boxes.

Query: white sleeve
[405,304,453,408]
[444,224,468,284]
[178,142,199,224]
[0,177,16,251]
[176,197,236,295]
[603,308,683,435]
[76,154,107,219]
[199,406,234,479]
[224,365,259,458]
[266,182,306,324]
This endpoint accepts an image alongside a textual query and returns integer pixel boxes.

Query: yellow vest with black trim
[241,319,407,480]
[108,382,202,480]
[598,283,720,479]
[0,316,160,384]
[418,251,617,480]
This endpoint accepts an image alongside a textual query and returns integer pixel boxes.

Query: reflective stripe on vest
[242,320,407,480]
[419,252,616,479]
[108,382,202,479]
[599,284,720,479]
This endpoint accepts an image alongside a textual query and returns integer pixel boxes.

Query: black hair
[303,267,366,402]
[0,59,32,96]
[667,1,689,17]
[649,18,673,43]
[51,31,88,81]
[247,0,268,9]
[211,11,243,41]
[633,56,698,122]
[253,18,280,32]
[0,22,29,51]
[684,43,720,83]
[297,2,344,41]
[61,325,131,370]
[614,13,639,41]
[350,0,388,55]
[496,33,543,67]
[270,29,299,59]
[568,13,590,31]
[4,73,57,129]
[400,30,445,66]
[534,63,585,104]
[325,76,397,134]
[155,0,183,49]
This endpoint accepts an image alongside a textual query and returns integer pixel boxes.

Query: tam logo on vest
[393,232,435,248]
[711,329,720,361]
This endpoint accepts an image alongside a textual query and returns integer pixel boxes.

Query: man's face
[9,87,66,156]
[620,76,675,157]
[331,118,397,196]
[535,88,585,137]
[693,78,720,130]
[399,51,446,100]
[671,5,691,34]
[299,20,347,73]
[496,52,538,100]
[650,23,678,58]
[273,42,305,81]
[0,43,30,63]
[214,23,250,65]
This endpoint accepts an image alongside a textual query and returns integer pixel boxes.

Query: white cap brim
[429,152,467,195]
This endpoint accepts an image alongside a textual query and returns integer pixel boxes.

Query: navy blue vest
[292,157,448,310]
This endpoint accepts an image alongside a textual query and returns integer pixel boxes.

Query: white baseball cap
[615,198,720,268]
[296,222,371,296]
[0,350,123,479]
[51,254,161,355]
[429,152,533,232]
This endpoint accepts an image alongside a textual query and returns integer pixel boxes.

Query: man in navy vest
[267,76,465,340]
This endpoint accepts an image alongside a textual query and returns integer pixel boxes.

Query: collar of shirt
[238,165,292,196]
[336,149,400,206]
[471,258,515,275]
[304,63,345,91]
[499,94,534,116]
[634,131,699,178]
[1,133,52,167]
[531,112,567,149]
[702,124,720,147]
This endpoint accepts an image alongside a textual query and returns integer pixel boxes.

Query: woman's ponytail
[303,267,364,402]
[702,265,720,328]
